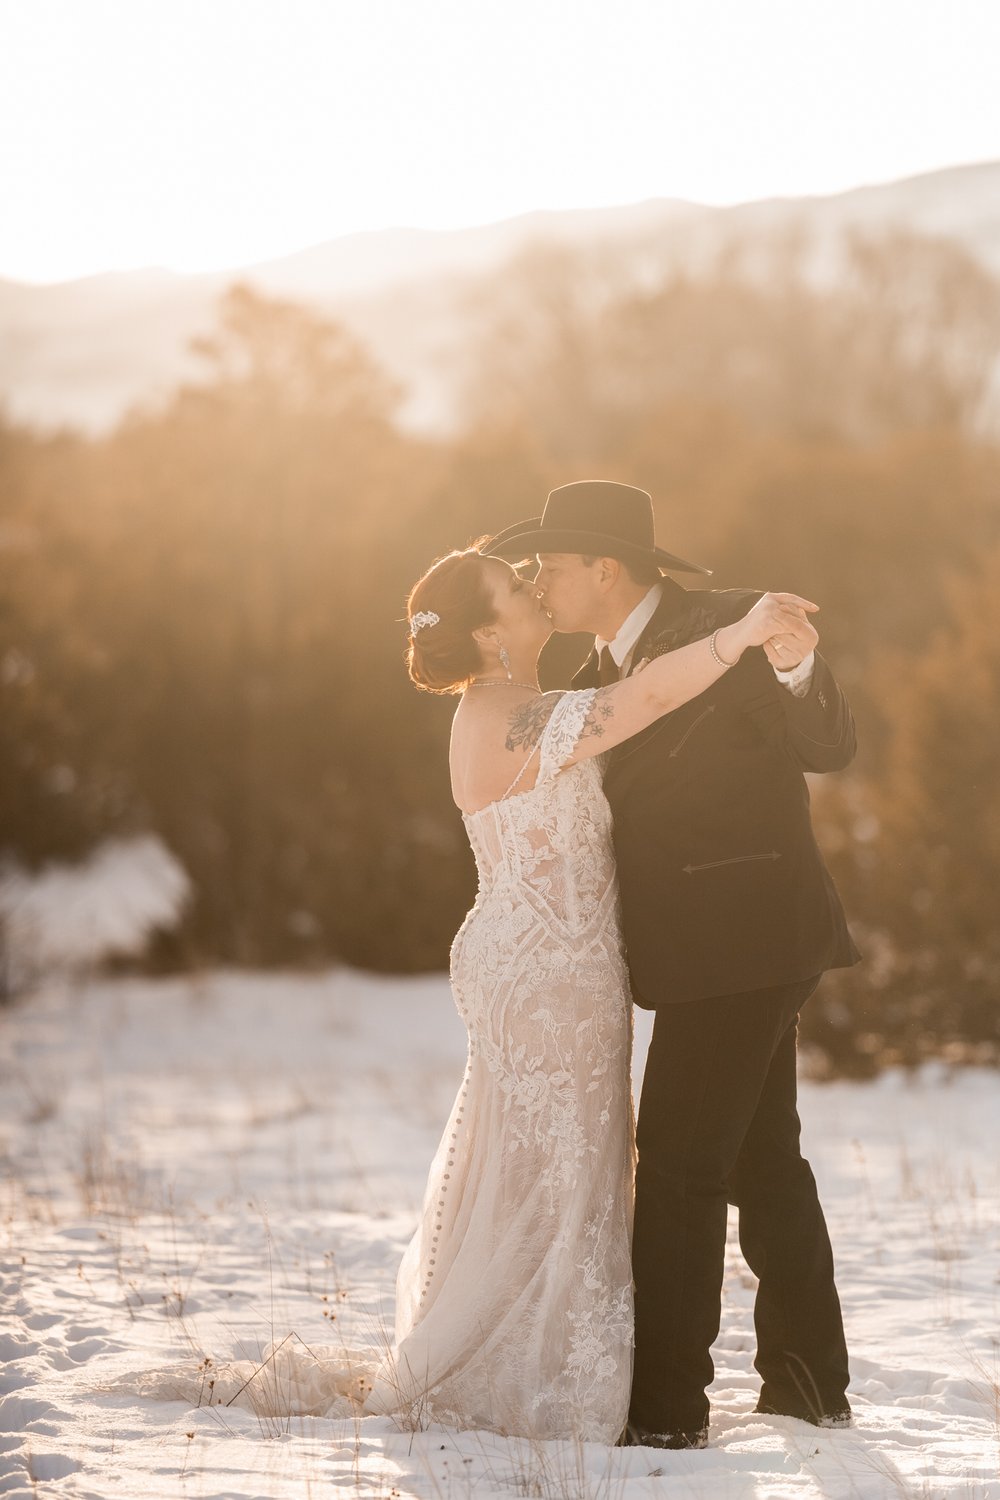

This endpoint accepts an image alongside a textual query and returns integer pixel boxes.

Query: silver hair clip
[409,610,441,633]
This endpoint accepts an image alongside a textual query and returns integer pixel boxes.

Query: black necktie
[597,647,619,686]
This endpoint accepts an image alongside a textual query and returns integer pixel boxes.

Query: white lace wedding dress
[136,691,635,1442]
[368,688,636,1441]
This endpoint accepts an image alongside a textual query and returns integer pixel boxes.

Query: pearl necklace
[468,678,540,692]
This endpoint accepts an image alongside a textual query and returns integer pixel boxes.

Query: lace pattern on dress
[538,688,597,783]
[386,688,635,1441]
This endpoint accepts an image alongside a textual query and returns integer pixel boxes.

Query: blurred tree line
[2,232,1000,1074]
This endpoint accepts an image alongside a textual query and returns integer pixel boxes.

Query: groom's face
[533,553,604,634]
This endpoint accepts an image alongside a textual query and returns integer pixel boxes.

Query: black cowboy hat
[484,480,711,576]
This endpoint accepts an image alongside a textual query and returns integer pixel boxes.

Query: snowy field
[2,968,999,1499]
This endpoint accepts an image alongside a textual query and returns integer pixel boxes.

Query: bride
[364,543,816,1442]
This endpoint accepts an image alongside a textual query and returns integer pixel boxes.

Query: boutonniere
[644,606,721,658]
[643,629,683,661]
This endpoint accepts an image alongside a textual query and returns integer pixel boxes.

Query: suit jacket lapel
[572,647,600,690]
[570,581,697,688]
[625,579,692,675]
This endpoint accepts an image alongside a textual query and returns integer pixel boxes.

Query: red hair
[405,543,498,694]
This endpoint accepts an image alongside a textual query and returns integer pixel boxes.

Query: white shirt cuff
[773,649,815,698]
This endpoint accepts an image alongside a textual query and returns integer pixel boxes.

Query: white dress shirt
[595,583,815,696]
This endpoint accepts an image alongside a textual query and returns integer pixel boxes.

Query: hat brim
[484,519,712,577]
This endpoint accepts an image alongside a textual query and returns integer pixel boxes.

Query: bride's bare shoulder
[449,691,563,812]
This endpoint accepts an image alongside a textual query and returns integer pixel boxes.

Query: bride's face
[484,559,553,656]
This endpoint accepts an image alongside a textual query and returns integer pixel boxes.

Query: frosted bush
[0,835,190,995]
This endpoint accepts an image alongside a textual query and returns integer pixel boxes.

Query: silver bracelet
[708,629,737,669]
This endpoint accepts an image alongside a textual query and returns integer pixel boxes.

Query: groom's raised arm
[740,646,857,774]
[697,586,856,774]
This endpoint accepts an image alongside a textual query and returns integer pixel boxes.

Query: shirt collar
[595,583,663,668]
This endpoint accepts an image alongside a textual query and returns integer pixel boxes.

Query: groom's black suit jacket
[571,578,861,1007]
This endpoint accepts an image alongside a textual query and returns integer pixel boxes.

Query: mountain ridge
[3,160,998,434]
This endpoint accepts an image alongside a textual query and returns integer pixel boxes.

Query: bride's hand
[719,593,818,662]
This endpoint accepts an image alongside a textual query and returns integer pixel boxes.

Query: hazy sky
[2,0,998,284]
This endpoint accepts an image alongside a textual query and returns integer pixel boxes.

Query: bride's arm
[552,592,818,766]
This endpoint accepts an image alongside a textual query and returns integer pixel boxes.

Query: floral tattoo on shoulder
[505,697,558,752]
[504,689,615,753]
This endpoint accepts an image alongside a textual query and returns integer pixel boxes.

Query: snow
[1,968,999,1498]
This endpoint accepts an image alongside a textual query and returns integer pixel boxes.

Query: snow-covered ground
[1,969,998,1498]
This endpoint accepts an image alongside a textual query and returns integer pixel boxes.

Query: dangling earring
[498,643,512,682]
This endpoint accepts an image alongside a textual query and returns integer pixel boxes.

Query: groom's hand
[762,608,818,671]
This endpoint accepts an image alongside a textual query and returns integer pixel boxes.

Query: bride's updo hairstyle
[406,542,499,695]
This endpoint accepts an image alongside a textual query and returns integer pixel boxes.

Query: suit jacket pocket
[682,849,782,875]
[611,702,718,768]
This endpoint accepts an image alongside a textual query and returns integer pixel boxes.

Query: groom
[488,480,859,1449]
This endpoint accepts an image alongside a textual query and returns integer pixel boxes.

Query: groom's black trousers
[628,976,850,1438]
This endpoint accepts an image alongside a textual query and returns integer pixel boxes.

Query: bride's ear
[472,624,497,649]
